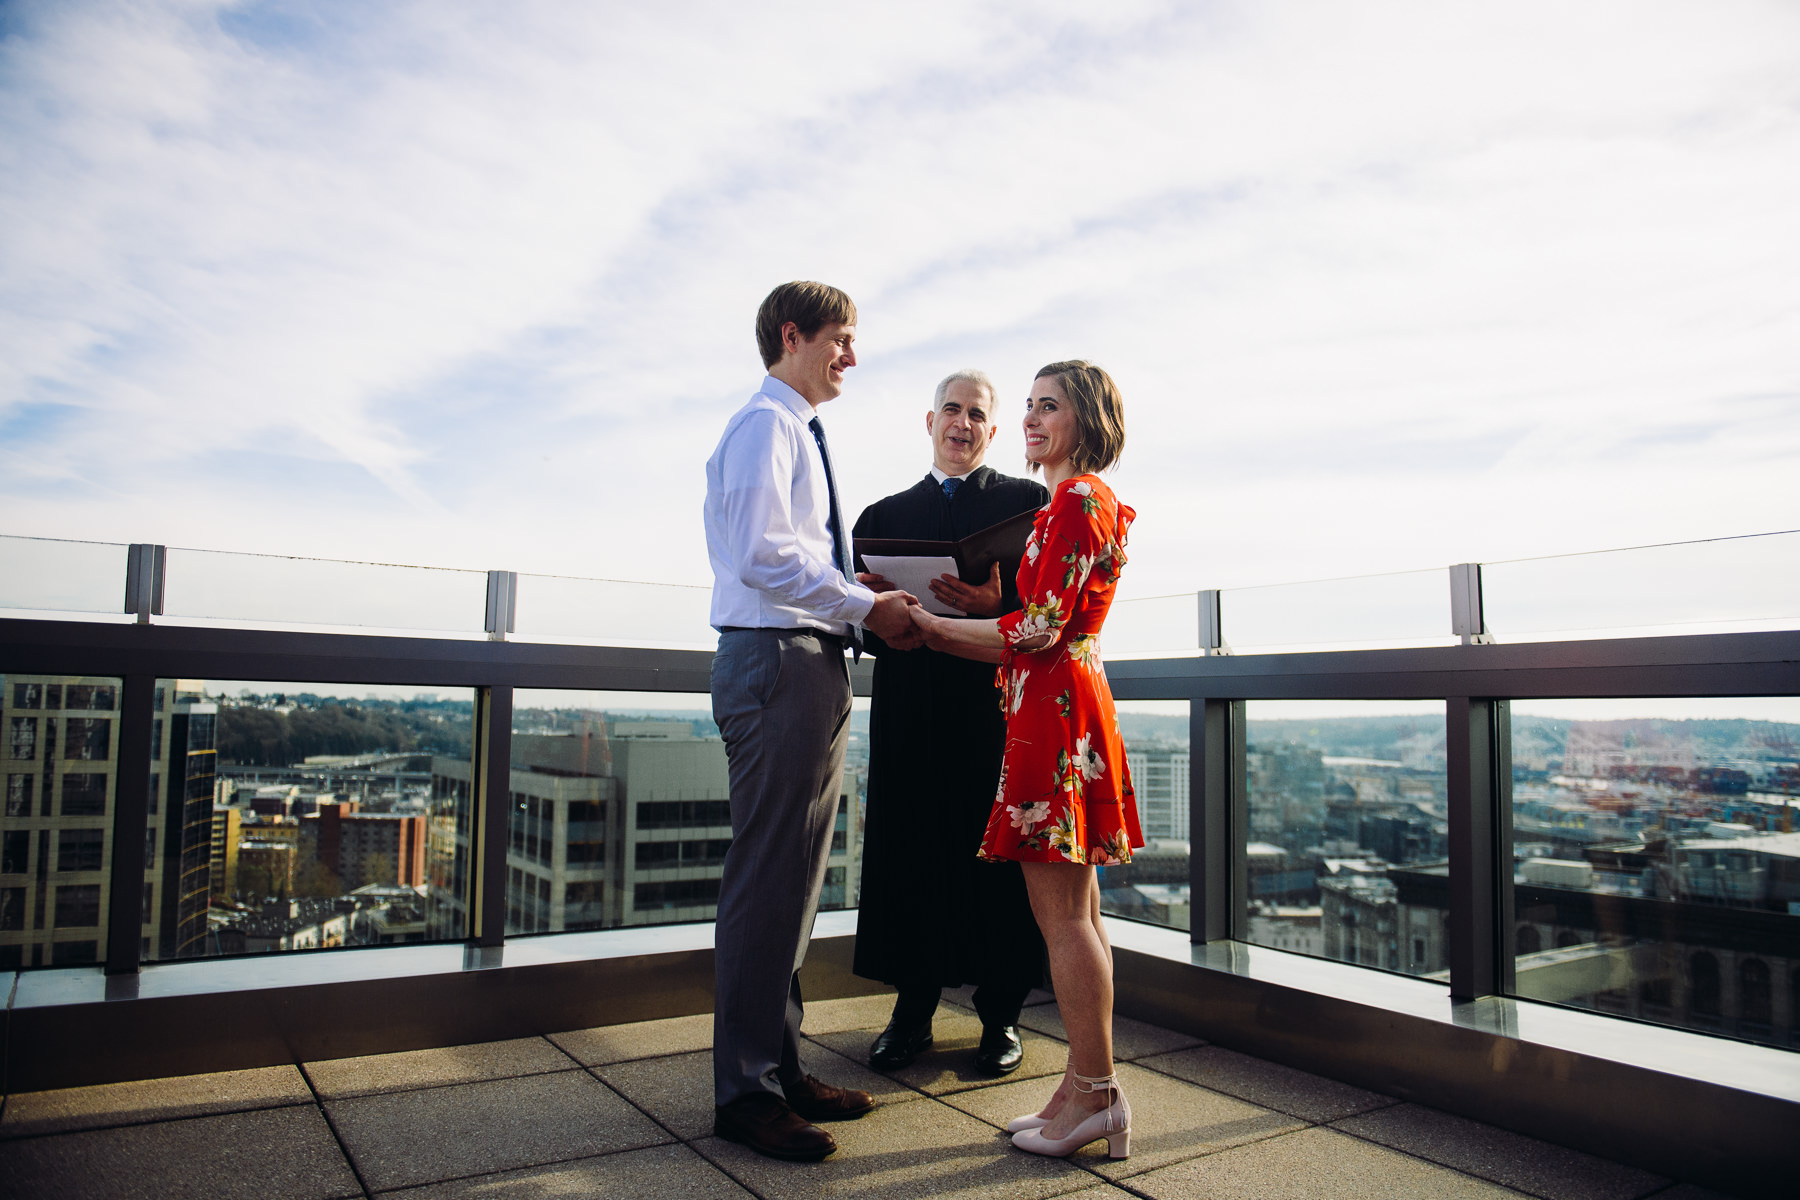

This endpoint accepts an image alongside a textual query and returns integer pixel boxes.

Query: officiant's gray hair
[933,369,997,412]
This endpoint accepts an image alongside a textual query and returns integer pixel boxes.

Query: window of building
[58,829,104,873]
[54,884,102,928]
[2,830,29,874]
[1689,952,1721,1016]
[635,800,731,829]
[61,773,108,816]
[5,773,32,817]
[64,685,115,711]
[8,718,37,761]
[0,887,25,930]
[64,718,111,762]
[13,684,42,709]
[1739,959,1771,1027]
[634,878,721,910]
[635,842,680,869]
[681,838,732,867]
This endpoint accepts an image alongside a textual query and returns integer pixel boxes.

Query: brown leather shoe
[785,1073,877,1121]
[714,1092,837,1161]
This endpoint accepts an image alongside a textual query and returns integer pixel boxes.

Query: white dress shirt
[705,375,876,635]
[929,466,973,485]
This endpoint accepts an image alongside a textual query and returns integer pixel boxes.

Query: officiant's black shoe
[868,1019,933,1069]
[975,1024,1024,1075]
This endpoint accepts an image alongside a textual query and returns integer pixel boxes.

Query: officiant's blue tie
[808,416,863,657]
[942,476,962,499]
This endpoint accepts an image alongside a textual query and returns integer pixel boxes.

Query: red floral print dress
[978,475,1143,865]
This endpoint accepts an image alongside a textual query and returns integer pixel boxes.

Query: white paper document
[860,555,962,616]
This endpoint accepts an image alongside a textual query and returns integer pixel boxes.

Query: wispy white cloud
[2,0,1796,625]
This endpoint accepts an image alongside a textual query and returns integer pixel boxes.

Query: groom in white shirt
[702,281,923,1161]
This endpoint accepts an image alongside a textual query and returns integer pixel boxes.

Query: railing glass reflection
[136,680,477,962]
[1482,531,1800,642]
[0,536,130,618]
[499,690,863,937]
[1506,697,1800,1050]
[1104,593,1200,657]
[510,575,714,649]
[162,548,489,634]
[1240,700,1451,980]
[1099,701,1193,931]
[1221,569,1452,653]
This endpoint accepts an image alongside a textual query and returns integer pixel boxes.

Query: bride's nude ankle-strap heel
[1010,1070,1130,1159]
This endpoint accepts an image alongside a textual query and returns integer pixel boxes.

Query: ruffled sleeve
[995,477,1128,652]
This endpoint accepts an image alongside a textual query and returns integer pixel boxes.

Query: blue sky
[3,0,1797,640]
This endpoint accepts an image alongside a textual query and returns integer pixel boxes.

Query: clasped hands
[858,563,1003,653]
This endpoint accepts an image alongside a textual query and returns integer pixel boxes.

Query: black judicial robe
[851,466,1049,991]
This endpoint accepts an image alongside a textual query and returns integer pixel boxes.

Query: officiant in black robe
[851,370,1048,1076]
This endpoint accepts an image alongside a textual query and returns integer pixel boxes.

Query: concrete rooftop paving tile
[377,1142,756,1199]
[0,1064,311,1138]
[595,1043,917,1141]
[940,1061,1306,1180]
[941,984,1058,1011]
[1335,1103,1671,1200]
[305,1036,577,1099]
[324,1067,668,1192]
[811,1007,1066,1094]
[690,1096,1095,1200]
[1126,1125,1534,1200]
[1138,1045,1397,1122]
[0,1103,362,1200]
[800,992,901,1036]
[549,1012,713,1066]
[1015,1004,1206,1060]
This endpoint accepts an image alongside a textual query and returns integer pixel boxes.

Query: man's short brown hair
[755,281,858,369]
[1034,360,1126,475]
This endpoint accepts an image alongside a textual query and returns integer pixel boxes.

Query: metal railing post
[105,674,156,974]
[1447,696,1508,998]
[1200,589,1231,656]
[470,685,514,946]
[124,545,165,625]
[485,572,518,642]
[1450,563,1493,645]
[1189,697,1241,943]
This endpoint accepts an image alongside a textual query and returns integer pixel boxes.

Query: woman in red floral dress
[908,360,1140,1161]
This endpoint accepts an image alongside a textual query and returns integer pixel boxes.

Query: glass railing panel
[0,536,129,618]
[1507,697,1800,1050]
[137,680,476,962]
[510,575,713,648]
[161,548,488,634]
[1104,593,1199,657]
[1483,531,1800,642]
[1221,569,1452,653]
[1100,701,1193,931]
[505,689,850,936]
[1242,699,1451,981]
[1,673,123,970]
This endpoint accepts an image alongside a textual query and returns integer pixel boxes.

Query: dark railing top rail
[4,617,1794,701]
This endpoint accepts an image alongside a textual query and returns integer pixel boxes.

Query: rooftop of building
[0,987,1723,1200]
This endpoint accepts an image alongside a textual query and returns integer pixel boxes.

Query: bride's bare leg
[1024,861,1117,1139]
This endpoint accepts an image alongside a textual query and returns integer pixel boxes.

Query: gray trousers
[710,628,851,1106]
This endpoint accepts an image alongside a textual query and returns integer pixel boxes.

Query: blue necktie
[808,416,863,656]
[942,476,962,499]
